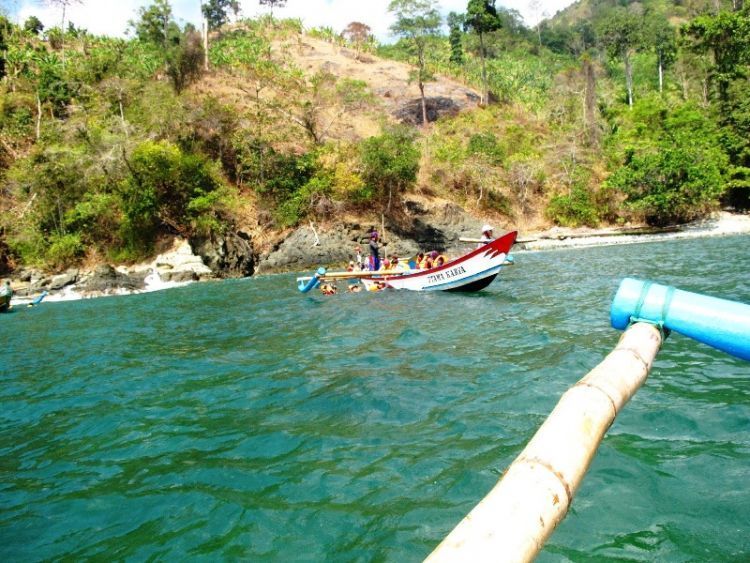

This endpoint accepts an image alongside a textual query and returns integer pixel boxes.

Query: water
[1,235,748,561]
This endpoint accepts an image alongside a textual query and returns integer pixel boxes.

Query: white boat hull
[362,231,517,292]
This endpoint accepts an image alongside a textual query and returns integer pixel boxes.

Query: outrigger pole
[426,278,750,562]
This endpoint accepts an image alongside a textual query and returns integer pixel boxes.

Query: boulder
[256,202,505,273]
[190,231,255,278]
[154,240,212,279]
[49,269,79,290]
[257,223,370,273]
[82,264,146,292]
[160,270,198,283]
[394,96,463,125]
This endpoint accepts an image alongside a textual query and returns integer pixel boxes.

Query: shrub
[546,185,601,227]
[65,192,123,248]
[605,103,728,225]
[45,232,84,268]
[119,140,229,251]
[359,125,420,209]
[467,132,504,165]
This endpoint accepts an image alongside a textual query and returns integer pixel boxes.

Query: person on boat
[354,245,363,269]
[413,252,425,269]
[347,261,356,272]
[369,230,381,271]
[381,258,391,271]
[434,254,447,268]
[478,224,494,247]
[390,255,406,271]
[421,250,438,269]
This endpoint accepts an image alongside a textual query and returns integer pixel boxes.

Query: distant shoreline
[6,212,748,307]
[515,212,750,252]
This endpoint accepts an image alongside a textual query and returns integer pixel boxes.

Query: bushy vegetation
[1,0,749,272]
[379,0,750,226]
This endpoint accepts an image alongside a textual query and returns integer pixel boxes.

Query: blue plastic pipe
[611,277,750,361]
[298,267,326,293]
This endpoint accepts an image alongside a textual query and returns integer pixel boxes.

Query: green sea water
[1,235,749,561]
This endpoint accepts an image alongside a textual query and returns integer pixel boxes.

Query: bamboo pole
[300,269,415,281]
[426,322,663,563]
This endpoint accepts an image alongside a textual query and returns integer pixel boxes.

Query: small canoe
[298,231,517,293]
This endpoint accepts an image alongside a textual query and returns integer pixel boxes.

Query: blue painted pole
[298,267,326,293]
[611,278,750,361]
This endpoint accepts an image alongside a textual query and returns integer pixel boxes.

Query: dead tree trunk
[583,57,598,146]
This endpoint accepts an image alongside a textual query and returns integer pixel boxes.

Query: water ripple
[1,236,749,561]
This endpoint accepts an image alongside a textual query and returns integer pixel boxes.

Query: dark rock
[17,270,33,283]
[257,224,370,273]
[394,96,462,125]
[30,275,51,292]
[49,269,79,290]
[256,201,502,273]
[161,270,198,283]
[82,264,146,292]
[190,231,255,278]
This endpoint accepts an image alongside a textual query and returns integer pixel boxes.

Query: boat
[298,231,517,293]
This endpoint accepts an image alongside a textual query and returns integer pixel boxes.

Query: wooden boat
[0,292,10,312]
[298,231,517,293]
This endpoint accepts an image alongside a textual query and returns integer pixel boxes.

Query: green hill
[0,1,748,275]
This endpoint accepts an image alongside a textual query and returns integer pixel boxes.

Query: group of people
[318,224,496,296]
[354,224,495,272]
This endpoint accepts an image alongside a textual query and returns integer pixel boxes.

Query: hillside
[1,4,749,277]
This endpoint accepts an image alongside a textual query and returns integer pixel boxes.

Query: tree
[229,1,241,21]
[598,8,643,108]
[132,0,176,47]
[465,0,502,105]
[0,16,7,80]
[582,55,598,146]
[528,0,546,46]
[360,125,420,211]
[388,0,442,127]
[647,17,676,94]
[24,15,44,35]
[447,12,464,66]
[165,29,204,93]
[342,21,372,61]
[120,140,225,249]
[606,103,728,225]
[258,0,287,19]
[43,0,83,68]
[682,9,750,108]
[202,0,231,30]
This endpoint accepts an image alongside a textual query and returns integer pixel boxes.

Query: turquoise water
[1,235,748,561]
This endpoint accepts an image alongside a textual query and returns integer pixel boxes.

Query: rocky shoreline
[6,207,749,305]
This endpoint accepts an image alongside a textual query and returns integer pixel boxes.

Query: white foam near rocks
[28,238,213,303]
[43,285,86,302]
[154,240,212,277]
[141,268,187,293]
